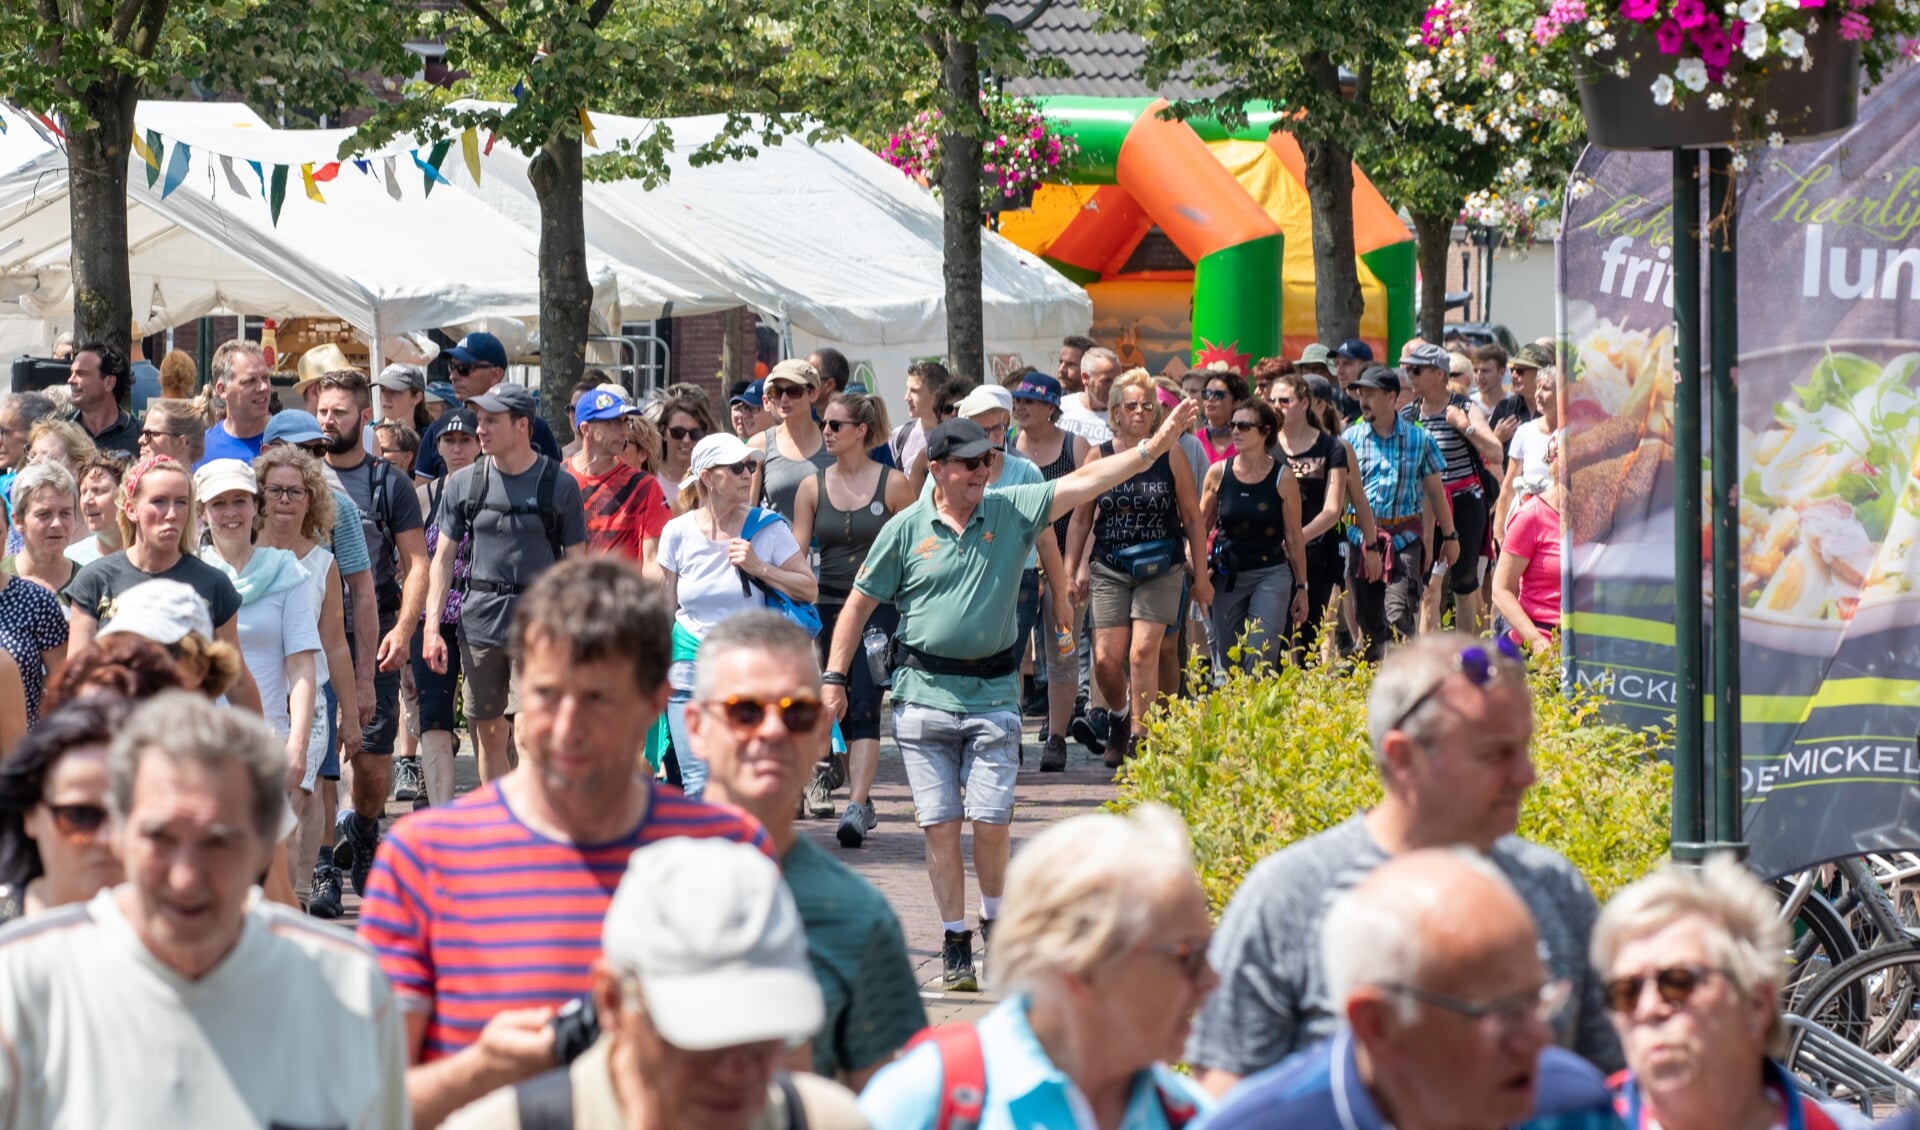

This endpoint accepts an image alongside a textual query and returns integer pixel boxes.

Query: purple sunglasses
[1387,636,1525,735]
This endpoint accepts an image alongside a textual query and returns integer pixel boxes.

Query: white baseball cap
[193,458,257,502]
[956,384,1015,420]
[603,838,823,1051]
[98,579,214,645]
[679,432,766,495]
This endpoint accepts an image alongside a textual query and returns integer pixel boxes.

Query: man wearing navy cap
[413,332,563,481]
[730,379,771,439]
[1331,340,1373,423]
[566,388,670,562]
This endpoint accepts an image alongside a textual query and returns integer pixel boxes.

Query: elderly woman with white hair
[1595,856,1852,1130]
[0,461,72,722]
[859,804,1217,1129]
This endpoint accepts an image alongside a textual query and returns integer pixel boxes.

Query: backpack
[738,507,822,637]
[908,1023,1198,1130]
[513,1065,811,1130]
[458,454,566,564]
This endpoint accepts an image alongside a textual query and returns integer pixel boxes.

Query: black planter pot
[987,183,1036,214]
[1578,19,1860,149]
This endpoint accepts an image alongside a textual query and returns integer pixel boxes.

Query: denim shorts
[892,702,1021,826]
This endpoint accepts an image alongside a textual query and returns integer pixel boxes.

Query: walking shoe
[836,802,867,848]
[803,760,835,819]
[1104,728,1131,770]
[1070,707,1107,757]
[341,812,381,897]
[1040,734,1069,772]
[308,865,343,920]
[392,757,423,803]
[978,917,994,985]
[330,809,355,872]
[1021,683,1049,718]
[859,798,877,831]
[825,753,847,793]
[942,929,979,992]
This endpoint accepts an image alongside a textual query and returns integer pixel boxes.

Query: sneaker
[1021,684,1049,718]
[1040,735,1068,772]
[859,798,877,831]
[824,753,847,793]
[308,865,343,920]
[1069,707,1107,757]
[942,929,979,992]
[392,757,423,804]
[836,802,867,848]
[1104,728,1131,770]
[330,810,355,872]
[803,760,835,819]
[342,812,381,897]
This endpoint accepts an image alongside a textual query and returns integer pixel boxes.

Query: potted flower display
[882,93,1080,213]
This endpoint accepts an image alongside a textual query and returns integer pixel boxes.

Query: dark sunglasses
[1603,965,1726,1015]
[712,461,756,478]
[449,362,479,376]
[938,402,962,418]
[1386,636,1523,735]
[1229,419,1264,432]
[822,419,858,433]
[1201,389,1232,401]
[769,384,811,401]
[704,694,824,733]
[1146,937,1213,982]
[1271,396,1297,406]
[1118,399,1156,413]
[942,454,993,472]
[667,426,704,442]
[45,802,109,837]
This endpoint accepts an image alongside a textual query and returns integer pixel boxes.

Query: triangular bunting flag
[269,165,288,226]
[300,162,325,204]
[382,156,402,201]
[247,160,266,198]
[143,130,164,188]
[219,155,250,198]
[460,128,481,185]
[312,161,341,183]
[36,113,62,139]
[415,140,453,196]
[129,130,157,172]
[484,132,498,156]
[160,140,190,199]
[352,158,371,176]
[578,108,597,149]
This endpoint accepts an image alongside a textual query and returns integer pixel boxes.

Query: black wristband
[822,671,851,688]
[1362,543,1382,554]
[1440,531,1459,542]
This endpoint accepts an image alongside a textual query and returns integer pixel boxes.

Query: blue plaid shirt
[1343,415,1443,550]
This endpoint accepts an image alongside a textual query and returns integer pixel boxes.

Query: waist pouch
[1100,536,1181,580]
[892,639,1020,679]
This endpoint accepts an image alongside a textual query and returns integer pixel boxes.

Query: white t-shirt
[1506,420,1556,497]
[202,547,323,738]
[659,510,803,637]
[1057,393,1113,444]
[0,887,409,1129]
[297,543,337,688]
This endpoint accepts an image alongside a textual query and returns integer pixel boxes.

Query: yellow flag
[129,129,158,170]
[461,127,481,185]
[578,108,597,149]
[301,162,325,204]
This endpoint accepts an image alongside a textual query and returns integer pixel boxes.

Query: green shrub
[1113,655,1671,912]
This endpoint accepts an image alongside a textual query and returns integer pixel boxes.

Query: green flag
[269,165,288,226]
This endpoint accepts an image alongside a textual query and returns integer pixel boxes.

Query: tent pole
[1670,147,1706,865]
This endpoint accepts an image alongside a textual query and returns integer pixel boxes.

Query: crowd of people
[0,328,1829,1130]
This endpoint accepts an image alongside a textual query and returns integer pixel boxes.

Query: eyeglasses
[138,429,179,444]
[1603,965,1728,1015]
[768,384,810,401]
[667,426,704,442]
[822,419,857,433]
[703,694,825,734]
[1380,979,1571,1035]
[1229,420,1263,432]
[1145,936,1213,982]
[711,461,756,478]
[1118,400,1156,413]
[1271,396,1297,406]
[264,485,308,501]
[45,802,109,838]
[1385,636,1524,735]
[1201,389,1232,402]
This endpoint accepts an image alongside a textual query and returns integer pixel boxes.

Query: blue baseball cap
[446,331,509,370]
[575,388,631,427]
[1333,339,1375,363]
[730,379,765,409]
[263,409,327,447]
[1011,372,1062,408]
[424,381,457,405]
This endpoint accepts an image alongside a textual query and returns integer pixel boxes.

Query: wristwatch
[1362,543,1383,554]
[1440,531,1459,542]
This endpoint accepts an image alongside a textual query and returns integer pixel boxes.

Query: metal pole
[194,315,213,393]
[1671,148,1707,862]
[1707,147,1747,857]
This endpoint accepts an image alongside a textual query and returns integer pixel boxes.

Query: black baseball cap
[1350,366,1402,394]
[927,419,995,461]
[437,409,479,440]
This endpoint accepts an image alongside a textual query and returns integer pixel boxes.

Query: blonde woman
[27,418,96,479]
[1064,369,1211,768]
[137,398,205,469]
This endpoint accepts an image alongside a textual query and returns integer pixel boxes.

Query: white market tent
[454,103,1093,398]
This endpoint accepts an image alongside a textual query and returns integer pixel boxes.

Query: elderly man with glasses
[1186,633,1621,1098]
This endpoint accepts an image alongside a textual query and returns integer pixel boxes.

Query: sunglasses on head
[1146,936,1213,982]
[704,694,824,733]
[1603,965,1726,1014]
[1386,636,1524,735]
[45,802,109,838]
[667,426,704,442]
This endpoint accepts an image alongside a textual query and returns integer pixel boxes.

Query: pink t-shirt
[1503,494,1563,628]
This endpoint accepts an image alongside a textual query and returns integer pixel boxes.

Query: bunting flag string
[129,130,158,173]
[268,164,288,226]
[382,155,402,202]
[416,139,453,196]
[247,159,266,199]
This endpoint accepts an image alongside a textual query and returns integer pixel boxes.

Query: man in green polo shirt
[824,407,1199,992]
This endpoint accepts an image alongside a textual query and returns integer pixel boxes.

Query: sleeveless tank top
[1216,454,1288,571]
[1093,441,1180,555]
[761,426,833,521]
[814,466,893,604]
[1032,433,1078,552]
[1399,392,1479,487]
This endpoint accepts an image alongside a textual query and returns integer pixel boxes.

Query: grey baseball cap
[469,381,538,418]
[1397,342,1452,371]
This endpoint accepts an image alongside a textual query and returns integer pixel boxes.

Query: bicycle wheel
[1779,880,1859,1013]
[1787,942,1920,1112]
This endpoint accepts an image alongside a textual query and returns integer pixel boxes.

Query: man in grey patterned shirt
[1187,633,1622,1097]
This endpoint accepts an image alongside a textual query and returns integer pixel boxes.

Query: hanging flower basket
[883,94,1078,215]
[1578,18,1862,149]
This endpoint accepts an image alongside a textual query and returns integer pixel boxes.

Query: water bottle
[862,623,892,688]
[1055,625,1075,659]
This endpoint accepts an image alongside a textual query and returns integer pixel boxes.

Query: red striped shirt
[357,781,768,1060]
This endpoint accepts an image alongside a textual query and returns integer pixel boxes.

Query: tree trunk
[1410,209,1457,344]
[67,79,140,358]
[529,129,591,440]
[938,4,985,381]
[1300,135,1364,347]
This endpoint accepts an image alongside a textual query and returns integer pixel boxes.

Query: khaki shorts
[1090,560,1185,628]
[459,638,520,721]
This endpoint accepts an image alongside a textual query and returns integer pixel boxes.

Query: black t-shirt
[1278,431,1347,545]
[69,551,243,631]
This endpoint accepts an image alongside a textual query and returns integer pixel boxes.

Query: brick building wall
[670,308,758,403]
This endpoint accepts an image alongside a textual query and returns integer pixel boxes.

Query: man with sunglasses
[1188,633,1621,1097]
[1343,364,1455,662]
[693,611,926,1091]
[1203,849,1616,1130]
[824,399,1200,993]
[413,331,562,482]
[359,558,772,1129]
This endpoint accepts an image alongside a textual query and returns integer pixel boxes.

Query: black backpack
[457,455,565,565]
[513,1066,809,1130]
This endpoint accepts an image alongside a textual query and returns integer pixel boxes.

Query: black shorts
[1446,488,1489,596]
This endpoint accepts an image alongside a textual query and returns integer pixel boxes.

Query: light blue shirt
[858,995,1211,1130]
[920,449,1046,568]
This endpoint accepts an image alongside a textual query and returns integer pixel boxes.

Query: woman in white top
[658,433,817,799]
[254,445,355,907]
[193,459,320,797]
[1495,370,1559,539]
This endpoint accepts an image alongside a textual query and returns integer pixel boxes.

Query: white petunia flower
[1780,27,1805,55]
[1742,21,1768,56]
[1599,32,1617,47]
[1731,152,1750,171]
[1738,0,1766,19]
[1707,91,1727,108]
[1768,130,1785,147]
[1675,57,1709,90]
[1652,73,1677,104]
[1569,178,1594,200]
[1512,158,1533,180]
[1473,127,1489,143]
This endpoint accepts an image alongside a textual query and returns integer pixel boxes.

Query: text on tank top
[1280,430,1344,545]
[1093,441,1180,550]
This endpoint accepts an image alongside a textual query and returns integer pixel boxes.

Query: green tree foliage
[0,0,409,354]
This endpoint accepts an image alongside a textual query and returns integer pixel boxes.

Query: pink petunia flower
[1673,0,1708,28]
[1620,0,1661,22]
[1656,17,1688,50]
[1839,10,1874,37]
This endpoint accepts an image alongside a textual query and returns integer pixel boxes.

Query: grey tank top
[815,467,894,604]
[761,426,833,521]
